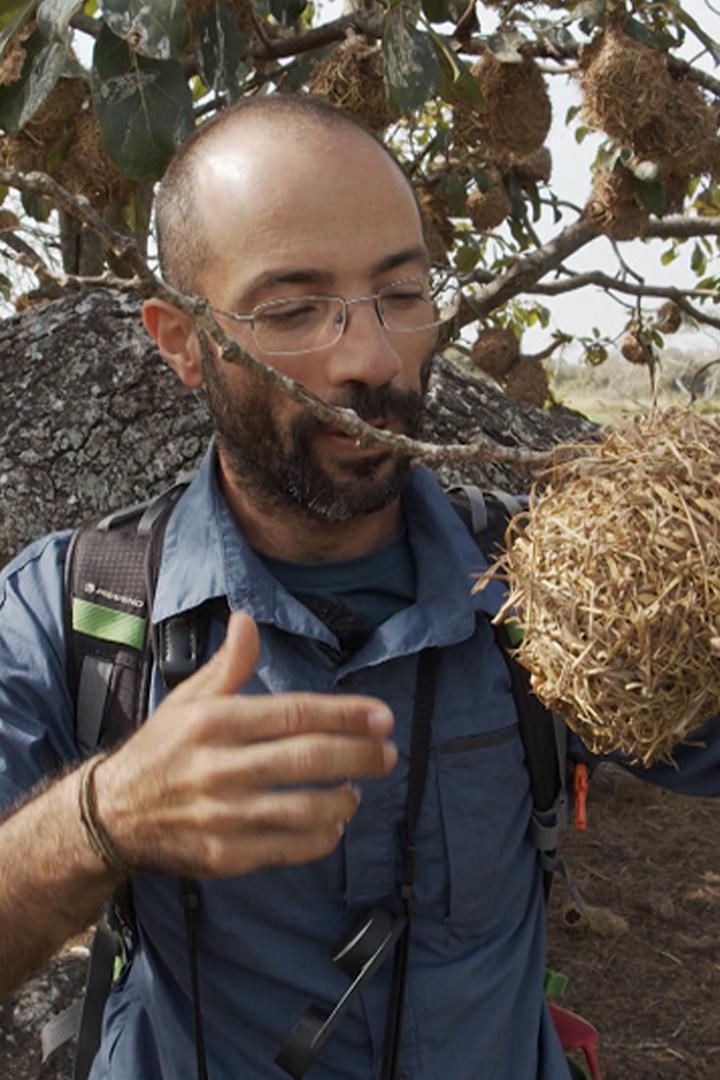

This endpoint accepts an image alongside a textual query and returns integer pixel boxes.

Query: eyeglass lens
[252,272,460,355]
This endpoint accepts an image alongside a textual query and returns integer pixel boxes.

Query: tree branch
[464,218,600,321]
[644,216,720,240]
[0,168,553,472]
[256,13,382,60]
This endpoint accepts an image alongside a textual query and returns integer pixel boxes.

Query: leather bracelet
[79,755,133,878]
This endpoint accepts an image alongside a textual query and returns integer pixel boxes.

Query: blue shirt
[1,447,718,1080]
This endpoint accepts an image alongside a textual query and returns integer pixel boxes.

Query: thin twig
[0,168,553,472]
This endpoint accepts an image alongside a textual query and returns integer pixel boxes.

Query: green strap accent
[504,618,525,645]
[72,598,146,651]
[544,967,568,999]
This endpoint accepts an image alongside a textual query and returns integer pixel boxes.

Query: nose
[323,297,402,390]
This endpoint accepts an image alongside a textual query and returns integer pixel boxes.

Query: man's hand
[95,611,397,877]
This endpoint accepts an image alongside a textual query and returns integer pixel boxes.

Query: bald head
[156,96,419,296]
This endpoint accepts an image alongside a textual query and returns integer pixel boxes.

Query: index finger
[203,692,395,745]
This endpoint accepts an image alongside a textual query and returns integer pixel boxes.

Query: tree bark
[0,288,596,564]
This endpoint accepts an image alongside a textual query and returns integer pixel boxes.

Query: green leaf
[432,31,483,108]
[20,189,51,221]
[383,8,441,115]
[0,0,37,61]
[485,30,527,63]
[91,23,193,181]
[660,246,677,266]
[37,0,83,42]
[439,170,466,216]
[421,0,448,22]
[454,242,480,272]
[636,176,665,217]
[565,104,579,124]
[691,242,706,276]
[269,0,307,26]
[624,17,671,52]
[101,0,189,61]
[0,28,66,132]
[83,0,97,12]
[574,125,588,144]
[45,127,73,171]
[195,0,251,104]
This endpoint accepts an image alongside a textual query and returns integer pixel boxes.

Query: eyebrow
[234,246,430,310]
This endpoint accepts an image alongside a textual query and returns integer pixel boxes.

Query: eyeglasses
[212,268,461,357]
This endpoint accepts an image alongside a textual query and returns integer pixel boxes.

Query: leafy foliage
[0,0,718,362]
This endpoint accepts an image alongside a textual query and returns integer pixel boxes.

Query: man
[0,96,718,1080]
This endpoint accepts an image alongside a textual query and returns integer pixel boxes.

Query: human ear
[142,298,205,389]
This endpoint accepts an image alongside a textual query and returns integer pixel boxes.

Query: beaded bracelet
[79,755,133,878]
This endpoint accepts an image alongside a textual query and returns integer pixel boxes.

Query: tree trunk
[0,288,596,565]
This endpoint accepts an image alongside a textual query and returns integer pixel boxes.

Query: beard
[199,335,433,523]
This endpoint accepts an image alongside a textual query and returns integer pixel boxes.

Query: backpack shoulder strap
[64,479,190,754]
[446,484,570,900]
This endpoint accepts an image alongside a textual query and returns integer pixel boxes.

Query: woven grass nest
[580,26,719,177]
[454,53,551,157]
[309,38,392,133]
[474,409,720,765]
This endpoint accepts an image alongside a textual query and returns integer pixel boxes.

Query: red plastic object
[573,763,589,831]
[549,1002,601,1080]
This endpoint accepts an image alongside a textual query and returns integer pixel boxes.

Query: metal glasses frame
[212,269,461,357]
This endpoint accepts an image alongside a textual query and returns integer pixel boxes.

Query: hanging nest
[0,78,88,175]
[584,166,648,240]
[621,331,652,366]
[503,355,550,408]
[656,301,682,335]
[467,167,511,231]
[663,171,689,214]
[474,409,720,765]
[416,182,456,246]
[309,38,393,134]
[56,110,131,208]
[507,146,552,187]
[186,0,257,44]
[580,26,720,176]
[470,326,519,380]
[453,53,552,157]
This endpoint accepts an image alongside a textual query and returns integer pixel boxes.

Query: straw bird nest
[584,166,648,240]
[0,21,33,86]
[503,355,550,408]
[580,26,720,177]
[656,301,682,335]
[507,146,552,187]
[470,326,519,380]
[0,79,132,210]
[309,38,393,133]
[453,53,552,158]
[621,331,652,366]
[475,409,720,765]
[467,168,511,230]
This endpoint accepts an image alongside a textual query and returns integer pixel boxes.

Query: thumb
[174,610,260,700]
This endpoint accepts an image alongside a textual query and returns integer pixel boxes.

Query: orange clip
[573,763,589,831]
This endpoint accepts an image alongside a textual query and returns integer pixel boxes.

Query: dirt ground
[547,765,720,1080]
[1,763,718,1079]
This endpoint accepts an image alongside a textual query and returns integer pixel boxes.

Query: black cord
[181,878,210,1080]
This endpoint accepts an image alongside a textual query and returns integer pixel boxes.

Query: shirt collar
[152,445,507,642]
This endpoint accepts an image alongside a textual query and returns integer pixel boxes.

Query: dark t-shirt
[258,531,416,651]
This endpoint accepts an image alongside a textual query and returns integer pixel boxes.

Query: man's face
[193,121,436,523]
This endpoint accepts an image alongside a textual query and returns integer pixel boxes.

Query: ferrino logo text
[84,582,145,610]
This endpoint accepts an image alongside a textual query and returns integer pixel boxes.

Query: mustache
[292,383,424,440]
